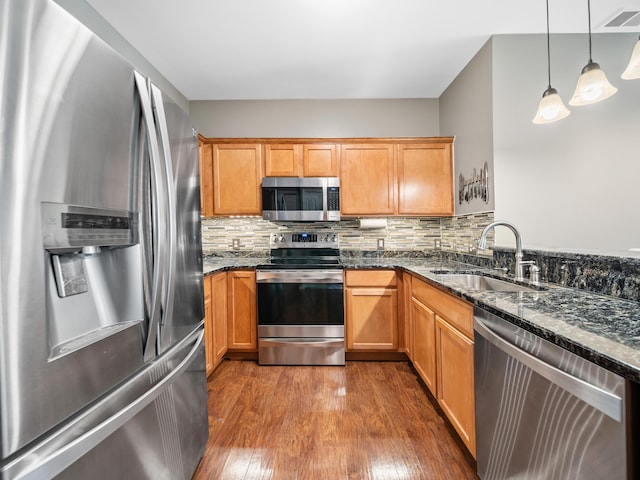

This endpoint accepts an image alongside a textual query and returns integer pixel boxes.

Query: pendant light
[622,35,640,80]
[533,0,570,124]
[569,0,617,106]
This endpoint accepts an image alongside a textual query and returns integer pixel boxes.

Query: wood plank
[193,361,478,480]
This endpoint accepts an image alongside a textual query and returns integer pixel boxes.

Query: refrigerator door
[1,328,207,480]
[0,0,148,460]
[149,84,204,354]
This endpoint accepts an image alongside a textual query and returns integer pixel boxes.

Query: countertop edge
[203,259,640,383]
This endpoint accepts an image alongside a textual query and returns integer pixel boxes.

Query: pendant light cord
[545,0,551,87]
[587,0,593,62]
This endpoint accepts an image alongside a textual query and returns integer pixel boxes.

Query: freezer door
[1,329,207,480]
[0,0,146,460]
[150,85,205,354]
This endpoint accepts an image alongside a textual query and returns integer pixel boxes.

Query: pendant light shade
[533,87,571,124]
[622,35,640,80]
[532,0,569,124]
[569,61,618,105]
[569,0,617,106]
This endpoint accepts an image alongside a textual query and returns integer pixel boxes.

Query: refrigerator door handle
[150,84,177,331]
[134,72,167,362]
[10,330,205,480]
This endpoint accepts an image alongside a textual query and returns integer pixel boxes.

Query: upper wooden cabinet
[200,137,453,217]
[340,144,396,215]
[303,144,339,176]
[264,144,301,177]
[263,143,339,177]
[212,144,262,215]
[397,143,453,216]
[198,139,214,217]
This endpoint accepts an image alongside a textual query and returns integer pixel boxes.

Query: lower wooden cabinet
[227,270,257,351]
[204,272,228,377]
[211,272,228,366]
[411,297,437,395]
[345,270,398,351]
[203,275,214,377]
[400,271,413,360]
[436,315,476,456]
[410,275,475,457]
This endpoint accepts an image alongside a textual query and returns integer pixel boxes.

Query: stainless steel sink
[436,273,539,292]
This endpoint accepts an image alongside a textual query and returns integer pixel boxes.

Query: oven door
[256,269,344,365]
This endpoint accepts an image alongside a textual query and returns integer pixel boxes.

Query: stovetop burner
[258,232,341,270]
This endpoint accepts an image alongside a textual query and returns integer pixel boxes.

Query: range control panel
[269,232,339,249]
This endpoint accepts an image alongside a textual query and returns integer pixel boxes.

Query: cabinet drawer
[411,277,473,338]
[345,270,397,287]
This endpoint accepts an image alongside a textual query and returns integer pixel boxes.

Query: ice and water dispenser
[42,203,144,359]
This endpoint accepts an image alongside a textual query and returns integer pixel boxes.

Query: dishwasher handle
[474,316,623,422]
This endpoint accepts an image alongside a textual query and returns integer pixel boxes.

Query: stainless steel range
[256,232,344,366]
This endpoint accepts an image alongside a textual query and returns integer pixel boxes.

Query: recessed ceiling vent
[598,10,640,31]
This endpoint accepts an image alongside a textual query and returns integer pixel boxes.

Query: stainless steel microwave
[262,177,340,221]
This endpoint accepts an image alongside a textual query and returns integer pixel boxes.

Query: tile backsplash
[201,213,494,254]
[201,213,640,301]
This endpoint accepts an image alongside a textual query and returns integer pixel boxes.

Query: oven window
[257,282,344,326]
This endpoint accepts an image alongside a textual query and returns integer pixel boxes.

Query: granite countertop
[203,256,269,274]
[204,254,640,383]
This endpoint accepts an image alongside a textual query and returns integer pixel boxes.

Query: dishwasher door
[474,307,627,480]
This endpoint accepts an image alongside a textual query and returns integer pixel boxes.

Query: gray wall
[189,99,439,138]
[53,0,189,111]
[492,34,640,258]
[440,39,495,216]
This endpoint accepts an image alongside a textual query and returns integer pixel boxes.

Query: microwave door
[278,189,301,210]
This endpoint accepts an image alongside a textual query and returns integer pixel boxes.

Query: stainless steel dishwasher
[474,307,629,480]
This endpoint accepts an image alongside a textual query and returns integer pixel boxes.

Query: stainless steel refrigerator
[0,0,208,478]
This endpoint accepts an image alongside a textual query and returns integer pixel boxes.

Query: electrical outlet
[434,239,441,250]
[377,238,384,250]
[232,238,240,249]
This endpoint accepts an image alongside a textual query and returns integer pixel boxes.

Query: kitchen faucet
[478,221,527,281]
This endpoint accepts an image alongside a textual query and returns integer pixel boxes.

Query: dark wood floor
[193,360,479,480]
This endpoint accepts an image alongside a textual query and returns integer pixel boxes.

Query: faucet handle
[519,260,540,284]
[530,264,540,284]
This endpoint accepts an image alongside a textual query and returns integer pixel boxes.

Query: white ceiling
[87,0,640,100]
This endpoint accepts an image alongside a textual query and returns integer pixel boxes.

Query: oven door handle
[256,270,344,284]
[260,338,345,348]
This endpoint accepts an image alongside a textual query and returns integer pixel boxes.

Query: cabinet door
[264,144,301,177]
[303,144,338,177]
[436,315,476,457]
[203,275,214,377]
[411,297,436,395]
[397,143,453,216]
[212,144,262,214]
[345,287,398,351]
[340,144,396,215]
[198,141,214,217]
[227,270,257,351]
[211,271,228,366]
[401,272,413,360]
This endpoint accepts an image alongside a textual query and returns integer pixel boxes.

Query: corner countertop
[204,254,640,383]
